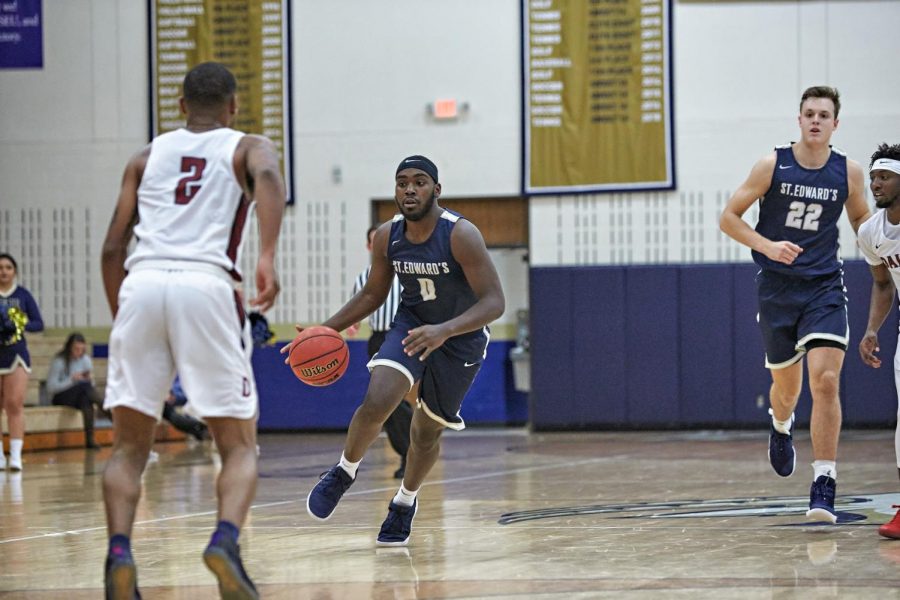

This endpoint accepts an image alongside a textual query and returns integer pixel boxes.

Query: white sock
[9,439,23,463]
[0,450,6,468]
[339,453,361,479]
[769,408,793,435]
[392,483,418,507]
[813,460,836,481]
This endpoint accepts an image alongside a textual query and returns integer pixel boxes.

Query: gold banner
[150,0,292,198]
[524,0,674,193]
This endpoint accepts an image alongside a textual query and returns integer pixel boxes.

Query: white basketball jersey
[858,209,900,292]
[126,127,250,280]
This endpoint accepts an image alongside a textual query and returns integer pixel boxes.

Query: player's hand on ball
[280,324,305,364]
[287,326,349,386]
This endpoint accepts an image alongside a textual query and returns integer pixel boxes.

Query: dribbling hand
[279,325,305,364]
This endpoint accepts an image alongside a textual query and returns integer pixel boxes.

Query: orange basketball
[288,326,349,386]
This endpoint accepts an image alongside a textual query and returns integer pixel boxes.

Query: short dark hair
[800,86,841,119]
[183,62,236,110]
[870,143,900,168]
[0,253,18,274]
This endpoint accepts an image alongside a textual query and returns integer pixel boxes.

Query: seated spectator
[162,376,209,441]
[46,333,104,449]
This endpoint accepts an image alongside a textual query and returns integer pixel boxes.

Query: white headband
[870,158,900,175]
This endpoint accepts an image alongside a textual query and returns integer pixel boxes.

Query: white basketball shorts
[104,261,257,420]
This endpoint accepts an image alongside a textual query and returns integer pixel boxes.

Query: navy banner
[0,0,42,69]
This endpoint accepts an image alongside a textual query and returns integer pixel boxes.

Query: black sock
[215,520,240,542]
[108,534,131,557]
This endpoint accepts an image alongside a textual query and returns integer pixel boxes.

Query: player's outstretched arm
[402,220,505,361]
[719,153,803,265]
[243,135,286,312]
[860,262,895,369]
[101,146,148,317]
[324,223,395,332]
[845,159,871,233]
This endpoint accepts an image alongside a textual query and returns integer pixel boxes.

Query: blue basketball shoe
[307,464,355,520]
[767,409,795,477]
[203,531,258,600]
[806,475,837,524]
[104,547,141,600]
[377,499,418,547]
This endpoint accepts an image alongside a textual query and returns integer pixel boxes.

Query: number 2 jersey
[752,144,849,277]
[125,127,250,281]
[388,209,486,343]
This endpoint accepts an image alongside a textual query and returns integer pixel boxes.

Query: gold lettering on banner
[151,0,292,196]
[524,0,673,192]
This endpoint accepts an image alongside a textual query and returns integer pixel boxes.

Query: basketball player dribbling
[282,155,505,546]
[100,62,285,600]
[856,142,900,540]
[719,86,869,524]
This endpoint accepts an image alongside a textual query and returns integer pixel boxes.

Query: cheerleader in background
[0,253,45,471]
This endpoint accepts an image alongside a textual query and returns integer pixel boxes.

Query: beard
[396,191,436,222]
[875,196,898,210]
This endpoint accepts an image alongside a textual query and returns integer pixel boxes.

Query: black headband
[396,155,438,183]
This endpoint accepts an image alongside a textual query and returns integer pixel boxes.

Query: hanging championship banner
[149,0,293,201]
[523,0,674,194]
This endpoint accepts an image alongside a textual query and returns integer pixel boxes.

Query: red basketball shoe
[879,505,900,540]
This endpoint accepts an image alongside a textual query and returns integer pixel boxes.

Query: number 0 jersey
[752,144,849,277]
[388,209,480,334]
[125,127,250,280]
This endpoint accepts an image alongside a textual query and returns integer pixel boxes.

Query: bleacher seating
[2,332,182,451]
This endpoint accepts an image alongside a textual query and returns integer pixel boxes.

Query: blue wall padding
[91,338,525,431]
[730,263,775,423]
[252,339,526,430]
[90,260,898,430]
[254,340,370,430]
[573,267,627,425]
[626,266,680,424]
[529,268,577,427]
[530,260,899,429]
[842,263,899,423]
[678,265,735,424]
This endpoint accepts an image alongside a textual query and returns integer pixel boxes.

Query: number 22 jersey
[752,144,849,277]
[125,127,250,280]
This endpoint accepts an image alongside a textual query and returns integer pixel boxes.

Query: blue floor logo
[499,493,900,525]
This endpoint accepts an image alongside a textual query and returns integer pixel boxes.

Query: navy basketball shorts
[756,269,849,369]
[368,307,489,430]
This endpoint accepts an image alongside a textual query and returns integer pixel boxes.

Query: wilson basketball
[288,326,349,386]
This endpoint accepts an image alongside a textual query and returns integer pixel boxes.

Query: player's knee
[810,369,840,398]
[3,401,23,417]
[410,421,442,451]
[360,393,401,422]
[771,383,800,405]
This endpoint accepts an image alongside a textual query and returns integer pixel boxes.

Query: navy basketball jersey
[388,209,480,330]
[753,144,849,276]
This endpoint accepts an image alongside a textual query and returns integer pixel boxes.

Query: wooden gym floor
[1,428,899,599]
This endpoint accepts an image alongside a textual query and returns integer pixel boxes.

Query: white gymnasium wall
[1,1,898,327]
